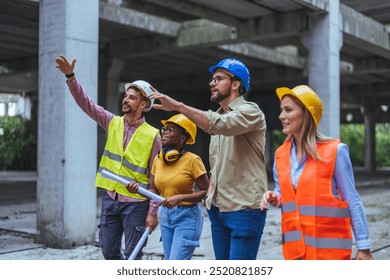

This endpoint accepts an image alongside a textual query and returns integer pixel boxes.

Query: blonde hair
[284,96,332,161]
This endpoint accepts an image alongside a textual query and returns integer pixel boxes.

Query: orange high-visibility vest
[275,139,352,260]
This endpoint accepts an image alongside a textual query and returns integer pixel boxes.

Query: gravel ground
[1,175,389,260]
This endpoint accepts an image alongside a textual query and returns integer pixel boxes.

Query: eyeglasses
[209,75,232,85]
[161,126,177,133]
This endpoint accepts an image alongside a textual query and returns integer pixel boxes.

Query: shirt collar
[290,137,307,165]
[216,95,245,114]
[125,115,145,127]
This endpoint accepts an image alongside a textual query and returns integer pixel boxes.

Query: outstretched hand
[55,55,76,75]
[149,86,180,112]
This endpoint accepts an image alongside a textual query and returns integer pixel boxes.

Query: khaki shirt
[204,95,268,212]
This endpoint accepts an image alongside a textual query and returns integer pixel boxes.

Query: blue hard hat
[208,58,250,93]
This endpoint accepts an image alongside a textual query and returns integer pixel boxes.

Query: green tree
[0,115,37,170]
[272,129,285,156]
[340,124,365,167]
[272,123,390,168]
[376,123,390,167]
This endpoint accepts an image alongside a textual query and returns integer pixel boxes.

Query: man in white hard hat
[55,55,162,260]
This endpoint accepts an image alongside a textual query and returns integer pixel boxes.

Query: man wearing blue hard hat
[150,58,268,260]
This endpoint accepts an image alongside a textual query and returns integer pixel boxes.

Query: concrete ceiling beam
[0,70,38,93]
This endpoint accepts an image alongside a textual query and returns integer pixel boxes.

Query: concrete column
[37,0,98,248]
[97,50,109,165]
[302,1,341,138]
[362,99,376,172]
[4,103,8,116]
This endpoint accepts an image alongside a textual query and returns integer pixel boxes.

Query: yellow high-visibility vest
[95,116,159,199]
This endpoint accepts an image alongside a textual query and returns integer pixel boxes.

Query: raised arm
[149,86,210,131]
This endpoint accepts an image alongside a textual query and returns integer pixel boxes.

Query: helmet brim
[161,120,195,144]
[276,87,297,101]
[125,83,146,97]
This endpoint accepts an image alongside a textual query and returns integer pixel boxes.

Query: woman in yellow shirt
[127,114,209,260]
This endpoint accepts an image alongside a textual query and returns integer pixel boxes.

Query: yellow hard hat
[161,114,197,145]
[276,85,323,128]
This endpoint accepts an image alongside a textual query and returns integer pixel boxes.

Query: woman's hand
[162,195,183,208]
[260,191,278,210]
[355,249,374,260]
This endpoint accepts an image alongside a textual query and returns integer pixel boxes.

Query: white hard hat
[124,80,154,112]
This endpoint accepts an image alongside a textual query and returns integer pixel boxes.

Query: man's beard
[210,89,231,103]
[122,104,133,114]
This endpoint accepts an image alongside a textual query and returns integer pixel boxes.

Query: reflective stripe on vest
[282,203,350,218]
[299,205,350,218]
[276,139,353,260]
[281,201,297,213]
[95,116,159,199]
[283,232,352,250]
[282,230,302,243]
[304,236,352,249]
[97,167,150,189]
[102,150,149,175]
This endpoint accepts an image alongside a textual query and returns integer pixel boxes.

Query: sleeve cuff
[148,199,161,217]
[205,110,215,133]
[356,239,372,250]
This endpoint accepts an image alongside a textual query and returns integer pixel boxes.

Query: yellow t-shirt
[152,151,207,205]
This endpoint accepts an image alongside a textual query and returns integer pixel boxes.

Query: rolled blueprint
[101,169,164,203]
[128,227,150,260]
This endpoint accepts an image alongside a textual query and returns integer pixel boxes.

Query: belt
[177,204,197,208]
[163,204,197,209]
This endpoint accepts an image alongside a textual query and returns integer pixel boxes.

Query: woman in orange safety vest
[260,85,373,260]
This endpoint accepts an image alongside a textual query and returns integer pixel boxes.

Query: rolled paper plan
[101,169,164,203]
[128,227,150,260]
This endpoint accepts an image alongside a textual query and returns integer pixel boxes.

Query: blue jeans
[98,192,149,260]
[207,205,267,260]
[159,204,203,260]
